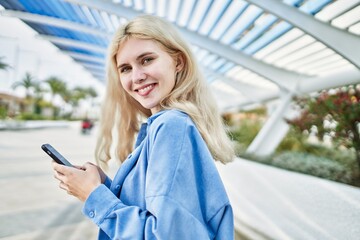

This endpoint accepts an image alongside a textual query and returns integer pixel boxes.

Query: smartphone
[41,143,73,167]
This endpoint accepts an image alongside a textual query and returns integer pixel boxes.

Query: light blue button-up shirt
[83,110,234,239]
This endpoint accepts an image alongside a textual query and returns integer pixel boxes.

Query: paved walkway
[0,122,98,239]
[2,122,360,240]
[217,158,360,240]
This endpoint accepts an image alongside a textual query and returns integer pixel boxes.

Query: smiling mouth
[136,83,156,96]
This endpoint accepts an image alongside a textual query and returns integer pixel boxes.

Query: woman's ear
[175,53,185,72]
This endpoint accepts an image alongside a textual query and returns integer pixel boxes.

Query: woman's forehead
[116,38,166,63]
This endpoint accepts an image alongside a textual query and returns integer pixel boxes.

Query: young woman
[53,15,235,239]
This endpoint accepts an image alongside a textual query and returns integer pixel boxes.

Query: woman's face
[116,38,180,114]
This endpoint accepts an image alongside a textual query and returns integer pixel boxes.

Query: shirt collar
[147,109,167,125]
[135,110,168,148]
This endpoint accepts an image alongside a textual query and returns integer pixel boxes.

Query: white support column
[246,91,296,156]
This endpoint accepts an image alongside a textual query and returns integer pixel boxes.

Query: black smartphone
[41,143,73,167]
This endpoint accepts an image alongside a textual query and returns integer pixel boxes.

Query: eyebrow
[117,52,155,69]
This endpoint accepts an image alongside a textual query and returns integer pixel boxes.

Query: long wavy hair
[95,15,234,168]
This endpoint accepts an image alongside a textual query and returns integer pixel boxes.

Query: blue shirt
[83,110,234,239]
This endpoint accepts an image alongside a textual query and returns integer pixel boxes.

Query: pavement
[2,121,360,240]
[217,156,360,240]
[0,122,98,240]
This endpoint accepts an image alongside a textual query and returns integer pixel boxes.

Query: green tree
[287,84,360,169]
[71,86,98,106]
[84,86,98,99]
[65,86,98,117]
[32,81,47,114]
[61,88,81,108]
[44,76,68,118]
[44,76,67,103]
[12,72,37,99]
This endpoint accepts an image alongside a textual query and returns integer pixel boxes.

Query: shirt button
[115,185,120,190]
[127,154,132,159]
[89,211,95,218]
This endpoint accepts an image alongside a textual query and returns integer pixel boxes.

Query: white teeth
[138,84,153,93]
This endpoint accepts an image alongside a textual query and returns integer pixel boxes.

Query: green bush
[278,127,358,172]
[16,113,47,120]
[302,144,356,168]
[272,152,354,184]
[228,118,360,186]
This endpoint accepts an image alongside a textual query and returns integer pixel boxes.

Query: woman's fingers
[53,170,63,182]
[53,161,77,185]
[59,181,67,190]
[52,160,101,201]
[52,160,69,174]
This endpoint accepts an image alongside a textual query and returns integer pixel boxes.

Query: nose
[132,67,146,84]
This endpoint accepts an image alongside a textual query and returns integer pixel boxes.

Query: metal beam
[246,91,294,156]
[64,0,307,91]
[64,0,139,18]
[211,89,243,111]
[298,68,360,94]
[62,51,105,64]
[90,71,105,77]
[0,10,112,39]
[85,67,105,76]
[206,68,279,105]
[82,63,105,72]
[37,35,107,54]
[247,0,360,69]
[179,28,304,91]
[227,68,360,110]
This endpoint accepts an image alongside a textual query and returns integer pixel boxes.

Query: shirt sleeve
[83,185,212,239]
[82,111,233,239]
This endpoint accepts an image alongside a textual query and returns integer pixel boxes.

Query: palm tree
[67,87,95,111]
[33,81,45,100]
[44,76,67,104]
[12,72,37,99]
[85,87,98,99]
[32,81,47,114]
[63,86,98,119]
[74,86,98,101]
[44,76,68,119]
[70,87,87,105]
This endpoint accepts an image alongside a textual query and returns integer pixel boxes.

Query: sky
[0,12,105,100]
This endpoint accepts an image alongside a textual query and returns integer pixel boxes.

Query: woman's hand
[52,161,103,202]
[86,162,107,184]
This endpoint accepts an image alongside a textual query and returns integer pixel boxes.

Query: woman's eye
[120,67,131,73]
[142,57,153,65]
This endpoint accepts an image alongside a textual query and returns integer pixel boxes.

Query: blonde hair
[95,15,234,168]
